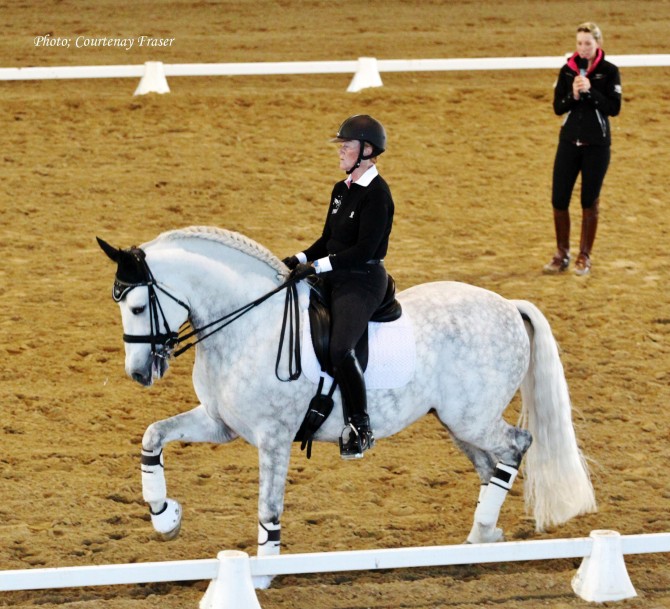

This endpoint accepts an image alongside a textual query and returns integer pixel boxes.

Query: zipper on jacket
[595,109,607,138]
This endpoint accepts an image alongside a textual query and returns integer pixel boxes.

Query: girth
[306,274,402,377]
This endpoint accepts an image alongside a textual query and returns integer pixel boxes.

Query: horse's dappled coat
[99,226,596,589]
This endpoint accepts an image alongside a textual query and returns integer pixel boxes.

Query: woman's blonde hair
[576,22,603,45]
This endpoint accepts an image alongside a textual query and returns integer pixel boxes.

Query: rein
[118,248,302,382]
[174,280,302,381]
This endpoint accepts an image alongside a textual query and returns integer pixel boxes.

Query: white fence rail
[1,531,669,606]
[2,54,668,94]
[1,54,669,81]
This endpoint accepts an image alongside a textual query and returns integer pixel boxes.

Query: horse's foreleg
[253,438,292,589]
[141,404,238,539]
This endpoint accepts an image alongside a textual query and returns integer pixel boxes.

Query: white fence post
[134,61,170,95]
[572,530,637,602]
[347,57,383,93]
[200,551,262,609]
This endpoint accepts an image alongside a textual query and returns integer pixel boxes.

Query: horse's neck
[149,246,285,331]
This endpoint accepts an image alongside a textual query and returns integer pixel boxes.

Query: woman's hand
[573,75,591,99]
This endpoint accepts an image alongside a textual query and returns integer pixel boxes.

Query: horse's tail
[512,300,597,532]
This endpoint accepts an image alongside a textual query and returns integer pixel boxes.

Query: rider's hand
[290,263,316,281]
[282,255,300,270]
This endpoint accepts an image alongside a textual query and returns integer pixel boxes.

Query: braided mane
[144,226,287,275]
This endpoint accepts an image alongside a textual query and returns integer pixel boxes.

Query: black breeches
[326,266,388,368]
[551,140,611,210]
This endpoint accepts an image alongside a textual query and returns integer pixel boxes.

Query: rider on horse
[283,114,395,459]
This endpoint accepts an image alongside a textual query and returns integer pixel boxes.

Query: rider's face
[338,140,360,172]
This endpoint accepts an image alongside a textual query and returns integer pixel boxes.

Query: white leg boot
[141,447,182,539]
[253,520,280,589]
[466,463,518,544]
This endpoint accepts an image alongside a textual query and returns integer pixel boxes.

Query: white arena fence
[1,54,669,94]
[1,530,669,607]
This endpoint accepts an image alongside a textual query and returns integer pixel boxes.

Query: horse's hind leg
[141,404,238,539]
[449,422,532,544]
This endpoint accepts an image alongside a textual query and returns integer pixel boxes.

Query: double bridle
[114,247,301,381]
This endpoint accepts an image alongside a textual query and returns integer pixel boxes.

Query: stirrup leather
[339,423,375,460]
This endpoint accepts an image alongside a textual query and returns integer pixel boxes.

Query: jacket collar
[347,164,378,188]
[567,48,604,75]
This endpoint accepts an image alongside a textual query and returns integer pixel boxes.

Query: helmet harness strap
[346,140,374,175]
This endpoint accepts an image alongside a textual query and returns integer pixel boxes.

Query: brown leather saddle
[305,274,402,377]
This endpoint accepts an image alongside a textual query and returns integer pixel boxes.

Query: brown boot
[574,201,599,276]
[543,208,571,274]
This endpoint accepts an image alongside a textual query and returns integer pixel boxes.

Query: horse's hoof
[150,498,182,540]
[160,519,182,541]
[252,575,274,590]
[465,525,504,544]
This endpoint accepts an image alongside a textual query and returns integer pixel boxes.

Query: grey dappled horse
[98,226,596,589]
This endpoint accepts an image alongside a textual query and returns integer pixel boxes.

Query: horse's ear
[97,237,121,263]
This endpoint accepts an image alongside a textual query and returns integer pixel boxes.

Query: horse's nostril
[132,371,147,384]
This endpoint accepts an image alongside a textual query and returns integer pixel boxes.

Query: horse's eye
[131,306,146,315]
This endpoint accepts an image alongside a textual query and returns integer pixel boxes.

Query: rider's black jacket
[302,174,394,270]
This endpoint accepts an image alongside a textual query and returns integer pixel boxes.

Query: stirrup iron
[339,423,375,460]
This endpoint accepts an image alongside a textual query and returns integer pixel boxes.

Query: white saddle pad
[301,309,416,390]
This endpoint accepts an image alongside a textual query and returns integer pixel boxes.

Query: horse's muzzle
[130,355,169,386]
[132,370,153,386]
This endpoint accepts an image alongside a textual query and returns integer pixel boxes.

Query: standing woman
[544,22,622,275]
[282,115,394,459]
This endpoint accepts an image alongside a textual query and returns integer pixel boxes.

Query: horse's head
[97,237,190,387]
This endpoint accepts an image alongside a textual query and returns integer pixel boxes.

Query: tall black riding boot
[334,349,374,460]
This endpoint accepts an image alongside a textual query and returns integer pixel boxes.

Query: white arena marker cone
[200,550,262,609]
[133,61,170,96]
[347,56,383,93]
[572,530,637,602]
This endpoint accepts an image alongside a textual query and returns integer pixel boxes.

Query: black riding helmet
[332,114,386,174]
